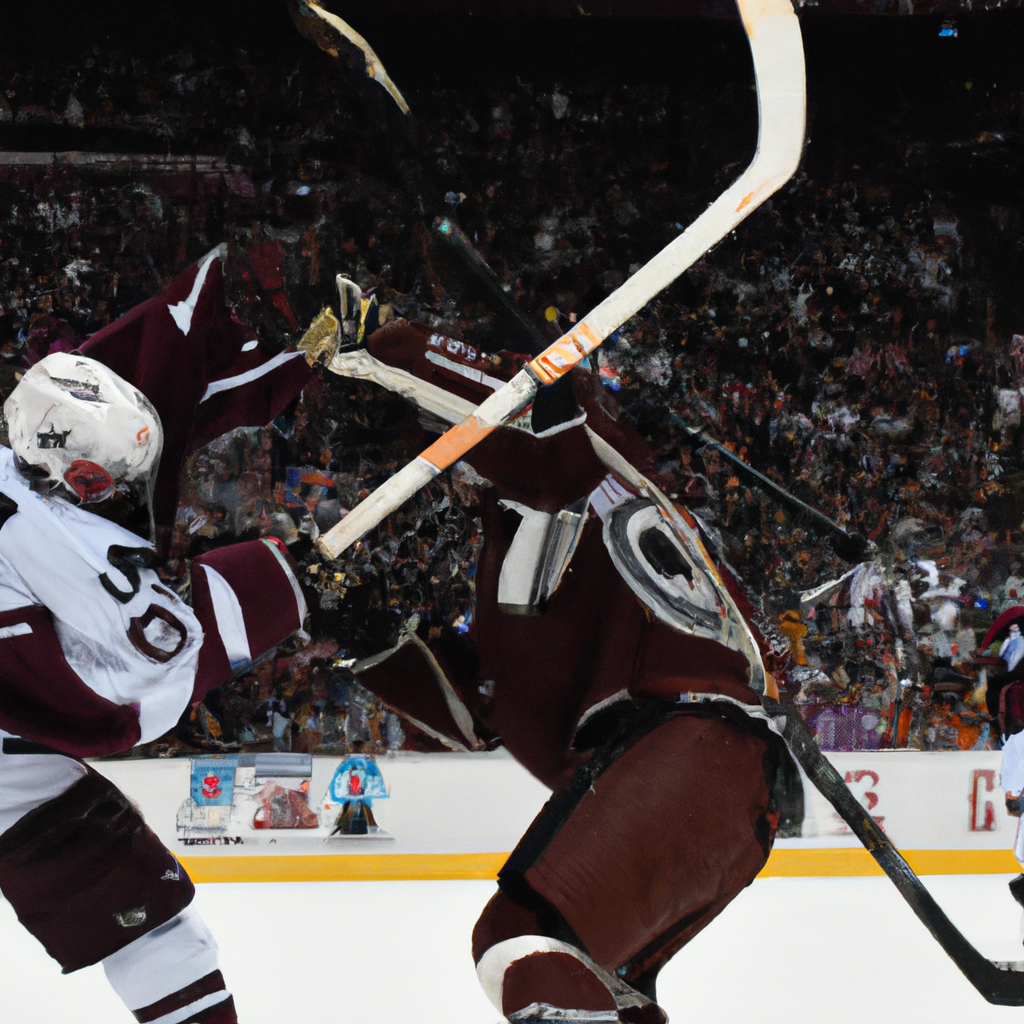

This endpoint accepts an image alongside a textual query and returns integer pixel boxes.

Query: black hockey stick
[434,217,547,354]
[680,425,868,563]
[765,695,1024,1005]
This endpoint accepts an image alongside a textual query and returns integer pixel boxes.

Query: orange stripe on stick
[530,322,602,385]
[419,416,498,471]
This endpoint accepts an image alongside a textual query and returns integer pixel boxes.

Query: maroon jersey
[347,320,769,789]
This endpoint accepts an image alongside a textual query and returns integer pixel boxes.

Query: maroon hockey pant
[473,707,783,1020]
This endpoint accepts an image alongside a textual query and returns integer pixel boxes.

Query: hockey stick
[680,424,869,562]
[431,215,869,564]
[315,0,806,560]
[290,1,411,114]
[765,695,1024,1005]
[434,217,546,353]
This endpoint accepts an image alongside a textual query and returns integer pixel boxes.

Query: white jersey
[0,447,202,744]
[1002,730,1024,796]
[1002,632,1024,674]
[1000,730,1024,864]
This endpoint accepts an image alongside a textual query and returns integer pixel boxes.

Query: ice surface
[5,875,1024,1023]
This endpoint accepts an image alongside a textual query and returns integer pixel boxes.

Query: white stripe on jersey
[200,565,252,670]
[0,621,32,639]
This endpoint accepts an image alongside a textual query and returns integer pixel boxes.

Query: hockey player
[0,255,310,1023]
[979,607,1024,739]
[329,319,798,1024]
[988,608,1024,942]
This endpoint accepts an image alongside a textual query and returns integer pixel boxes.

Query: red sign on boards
[970,769,997,832]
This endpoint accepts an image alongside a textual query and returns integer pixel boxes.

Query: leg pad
[503,951,618,1018]
[477,936,666,1024]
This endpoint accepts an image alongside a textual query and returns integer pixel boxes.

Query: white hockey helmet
[4,352,162,505]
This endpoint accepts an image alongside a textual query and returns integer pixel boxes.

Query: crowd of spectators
[3,9,1024,752]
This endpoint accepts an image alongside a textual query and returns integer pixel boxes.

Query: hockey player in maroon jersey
[329,318,799,1024]
[0,251,310,1024]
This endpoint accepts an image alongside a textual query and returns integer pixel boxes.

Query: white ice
[5,874,1024,1023]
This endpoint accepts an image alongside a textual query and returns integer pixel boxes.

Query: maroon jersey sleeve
[365,318,654,509]
[0,605,142,757]
[189,538,309,702]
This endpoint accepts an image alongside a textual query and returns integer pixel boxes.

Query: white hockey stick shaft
[317,0,805,560]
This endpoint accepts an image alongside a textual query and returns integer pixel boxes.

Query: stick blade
[975,961,1024,1005]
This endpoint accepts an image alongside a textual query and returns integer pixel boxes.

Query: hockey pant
[0,740,236,1023]
[472,702,796,1023]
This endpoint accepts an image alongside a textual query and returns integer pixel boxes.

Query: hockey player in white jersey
[0,352,307,1024]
